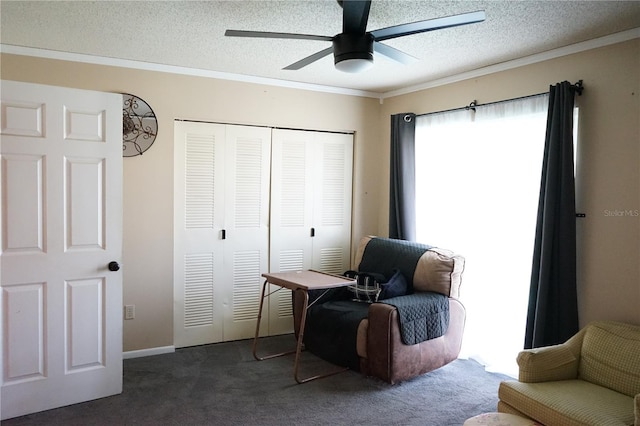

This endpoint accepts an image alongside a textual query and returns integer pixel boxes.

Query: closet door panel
[311,133,354,275]
[270,129,315,270]
[269,129,353,335]
[222,125,271,340]
[174,121,226,348]
[269,129,315,335]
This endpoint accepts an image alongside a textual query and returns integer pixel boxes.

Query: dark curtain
[525,81,579,349]
[389,113,416,240]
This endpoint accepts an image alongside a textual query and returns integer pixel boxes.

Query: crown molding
[0,44,382,99]
[381,27,640,99]
[2,27,638,101]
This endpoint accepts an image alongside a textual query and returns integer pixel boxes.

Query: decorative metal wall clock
[122,93,157,157]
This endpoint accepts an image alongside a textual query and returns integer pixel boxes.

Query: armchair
[498,321,640,426]
[293,236,466,384]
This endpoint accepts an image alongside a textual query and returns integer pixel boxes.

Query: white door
[270,130,316,274]
[173,122,271,347]
[0,80,123,420]
[269,129,353,334]
[173,121,226,347]
[309,132,354,274]
[221,125,271,341]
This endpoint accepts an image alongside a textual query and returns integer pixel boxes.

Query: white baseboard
[123,345,175,359]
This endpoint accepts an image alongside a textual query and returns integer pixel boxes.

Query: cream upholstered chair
[498,321,640,426]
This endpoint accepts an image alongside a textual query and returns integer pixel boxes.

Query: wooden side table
[252,270,355,383]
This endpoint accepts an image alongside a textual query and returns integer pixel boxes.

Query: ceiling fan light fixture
[335,57,374,73]
[333,32,374,73]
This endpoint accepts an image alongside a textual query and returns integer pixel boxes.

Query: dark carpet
[4,335,510,426]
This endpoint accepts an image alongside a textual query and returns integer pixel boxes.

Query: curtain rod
[416,80,583,118]
[175,119,353,135]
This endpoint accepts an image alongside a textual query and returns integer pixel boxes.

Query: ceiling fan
[225,0,486,73]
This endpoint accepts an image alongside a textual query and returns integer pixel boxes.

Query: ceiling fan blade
[283,47,334,70]
[373,42,418,65]
[225,29,332,42]
[370,10,486,42]
[342,0,372,34]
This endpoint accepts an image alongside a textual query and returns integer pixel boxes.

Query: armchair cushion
[499,379,635,426]
[579,321,640,397]
[303,300,370,371]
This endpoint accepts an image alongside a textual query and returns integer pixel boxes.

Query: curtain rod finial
[466,100,477,111]
[573,80,584,96]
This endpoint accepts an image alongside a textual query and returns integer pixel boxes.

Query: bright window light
[415,95,549,377]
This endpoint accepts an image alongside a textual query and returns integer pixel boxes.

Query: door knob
[108,261,120,272]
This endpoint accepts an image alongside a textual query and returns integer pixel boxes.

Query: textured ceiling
[1,0,640,94]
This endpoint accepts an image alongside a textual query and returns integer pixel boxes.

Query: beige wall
[380,39,640,327]
[2,38,638,351]
[0,54,382,351]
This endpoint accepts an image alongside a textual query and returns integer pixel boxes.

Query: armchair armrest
[365,298,465,384]
[635,393,639,426]
[517,326,586,383]
[381,292,449,344]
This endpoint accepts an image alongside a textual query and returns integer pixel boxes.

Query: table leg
[252,279,295,361]
[253,281,348,383]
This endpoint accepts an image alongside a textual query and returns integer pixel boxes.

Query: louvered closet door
[269,129,353,335]
[269,130,315,335]
[174,121,226,348]
[270,130,315,271]
[310,132,354,274]
[174,122,271,347]
[221,125,271,341]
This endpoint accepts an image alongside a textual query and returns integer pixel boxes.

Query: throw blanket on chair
[358,237,449,344]
[382,292,450,345]
[303,300,370,371]
[357,237,433,293]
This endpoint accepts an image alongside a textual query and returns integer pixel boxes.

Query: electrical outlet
[124,304,135,320]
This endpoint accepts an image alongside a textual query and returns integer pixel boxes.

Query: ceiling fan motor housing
[332,32,374,65]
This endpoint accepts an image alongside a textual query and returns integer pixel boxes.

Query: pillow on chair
[379,269,408,300]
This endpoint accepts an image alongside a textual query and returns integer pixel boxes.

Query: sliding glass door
[414,95,548,376]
